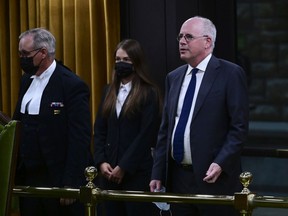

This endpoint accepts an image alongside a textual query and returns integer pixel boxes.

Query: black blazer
[151,55,249,195]
[13,62,92,187]
[94,86,160,176]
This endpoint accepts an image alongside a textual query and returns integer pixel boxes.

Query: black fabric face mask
[20,56,40,75]
[115,62,134,78]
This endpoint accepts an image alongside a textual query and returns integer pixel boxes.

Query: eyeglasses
[19,47,42,57]
[176,34,208,42]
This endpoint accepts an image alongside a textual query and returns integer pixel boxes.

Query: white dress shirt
[171,54,212,164]
[20,60,56,115]
[116,81,132,117]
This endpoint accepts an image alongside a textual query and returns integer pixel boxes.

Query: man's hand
[149,180,162,192]
[203,162,222,183]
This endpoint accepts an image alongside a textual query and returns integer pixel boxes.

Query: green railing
[13,167,288,216]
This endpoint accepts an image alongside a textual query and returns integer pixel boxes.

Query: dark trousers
[170,161,240,216]
[97,200,155,216]
[20,197,84,216]
[18,114,85,216]
[96,169,154,216]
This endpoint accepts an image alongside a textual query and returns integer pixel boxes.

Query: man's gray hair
[193,16,217,50]
[19,28,56,57]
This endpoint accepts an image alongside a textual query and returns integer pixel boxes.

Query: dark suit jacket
[151,55,249,195]
[94,86,160,189]
[13,62,92,188]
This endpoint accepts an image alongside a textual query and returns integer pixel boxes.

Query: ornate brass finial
[84,166,98,188]
[239,171,253,193]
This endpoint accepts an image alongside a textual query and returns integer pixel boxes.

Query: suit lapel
[39,65,61,115]
[192,56,220,120]
[20,75,33,98]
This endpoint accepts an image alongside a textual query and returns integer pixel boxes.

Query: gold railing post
[80,166,98,216]
[234,172,255,216]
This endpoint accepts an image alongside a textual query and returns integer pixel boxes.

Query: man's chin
[180,54,188,61]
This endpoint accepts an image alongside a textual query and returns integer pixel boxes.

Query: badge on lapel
[50,102,64,115]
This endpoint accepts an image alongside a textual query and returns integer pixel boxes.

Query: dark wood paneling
[120,0,237,93]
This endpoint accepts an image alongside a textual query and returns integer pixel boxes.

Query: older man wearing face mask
[13,27,92,216]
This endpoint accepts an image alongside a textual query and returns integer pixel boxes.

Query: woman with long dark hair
[93,39,162,216]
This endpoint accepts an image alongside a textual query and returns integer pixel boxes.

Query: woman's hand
[100,162,113,179]
[109,165,125,184]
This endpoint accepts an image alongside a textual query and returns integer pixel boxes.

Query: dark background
[119,0,237,93]
[118,1,288,215]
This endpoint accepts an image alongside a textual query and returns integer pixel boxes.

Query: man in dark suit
[150,16,249,216]
[13,28,92,216]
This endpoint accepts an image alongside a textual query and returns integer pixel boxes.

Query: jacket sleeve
[93,85,109,169]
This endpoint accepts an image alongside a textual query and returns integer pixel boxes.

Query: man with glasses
[150,16,249,216]
[13,28,92,216]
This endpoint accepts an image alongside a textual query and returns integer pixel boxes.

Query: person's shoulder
[213,56,243,70]
[53,61,89,90]
[168,64,188,77]
[55,60,85,82]
[212,56,246,80]
[55,60,76,76]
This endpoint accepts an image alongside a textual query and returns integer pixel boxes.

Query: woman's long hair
[102,39,161,117]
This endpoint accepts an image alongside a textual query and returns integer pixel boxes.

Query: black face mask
[20,56,39,75]
[20,49,42,75]
[115,62,134,78]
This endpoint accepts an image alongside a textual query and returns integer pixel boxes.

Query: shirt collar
[31,60,56,80]
[120,81,132,92]
[187,53,212,75]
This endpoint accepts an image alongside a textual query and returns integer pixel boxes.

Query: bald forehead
[180,18,203,34]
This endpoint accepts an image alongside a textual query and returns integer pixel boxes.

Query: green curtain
[0,0,120,123]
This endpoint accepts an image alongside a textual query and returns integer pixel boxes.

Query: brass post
[80,166,98,216]
[234,172,255,216]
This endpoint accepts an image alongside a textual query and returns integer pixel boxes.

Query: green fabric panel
[0,120,17,216]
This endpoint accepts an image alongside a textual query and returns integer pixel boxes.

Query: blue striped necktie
[173,68,199,164]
